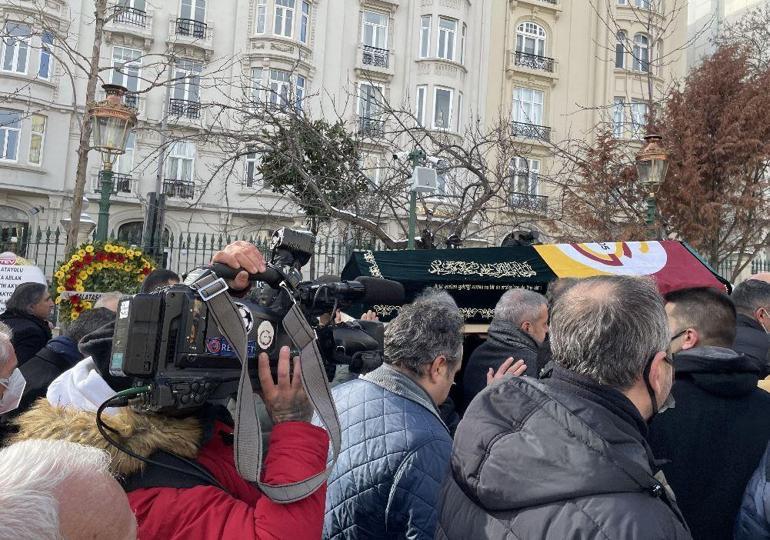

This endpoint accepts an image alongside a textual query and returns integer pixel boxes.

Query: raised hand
[211,240,267,292]
[487,357,527,386]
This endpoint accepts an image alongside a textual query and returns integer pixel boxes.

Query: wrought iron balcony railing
[97,171,133,194]
[362,45,390,68]
[511,121,551,141]
[358,116,385,137]
[513,51,556,73]
[113,6,147,27]
[510,192,548,213]
[169,98,201,119]
[162,179,195,199]
[175,17,207,39]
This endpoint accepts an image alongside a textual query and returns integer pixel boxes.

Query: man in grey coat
[437,276,691,539]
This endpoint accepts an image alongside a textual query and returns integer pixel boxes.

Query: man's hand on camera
[211,240,267,292]
[258,346,313,424]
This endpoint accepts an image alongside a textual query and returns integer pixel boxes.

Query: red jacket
[128,421,329,540]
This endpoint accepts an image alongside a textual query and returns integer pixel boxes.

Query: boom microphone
[355,276,405,305]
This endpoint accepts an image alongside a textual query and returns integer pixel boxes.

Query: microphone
[320,277,404,304]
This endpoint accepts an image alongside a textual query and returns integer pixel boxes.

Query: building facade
[0,0,688,270]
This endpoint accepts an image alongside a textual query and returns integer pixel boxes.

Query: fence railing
[0,226,377,282]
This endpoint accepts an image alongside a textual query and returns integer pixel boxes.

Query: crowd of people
[0,240,768,539]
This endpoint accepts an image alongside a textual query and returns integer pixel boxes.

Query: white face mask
[0,369,26,414]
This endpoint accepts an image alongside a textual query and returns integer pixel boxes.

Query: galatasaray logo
[536,242,668,277]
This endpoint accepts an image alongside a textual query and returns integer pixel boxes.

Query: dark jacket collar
[673,346,759,397]
[736,313,764,332]
[487,319,538,353]
[361,364,447,430]
[0,309,51,335]
[547,365,649,440]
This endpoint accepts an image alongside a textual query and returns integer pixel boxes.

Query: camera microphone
[318,277,404,306]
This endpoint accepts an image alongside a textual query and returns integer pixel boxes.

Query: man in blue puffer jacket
[736,442,770,539]
[323,297,463,540]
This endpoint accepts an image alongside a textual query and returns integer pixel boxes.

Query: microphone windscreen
[356,276,405,305]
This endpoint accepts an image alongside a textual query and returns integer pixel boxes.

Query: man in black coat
[649,287,770,540]
[16,308,116,415]
[461,288,547,410]
[730,278,770,374]
[437,276,690,539]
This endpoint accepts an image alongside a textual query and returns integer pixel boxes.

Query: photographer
[10,241,330,540]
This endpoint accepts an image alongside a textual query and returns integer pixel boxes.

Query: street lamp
[635,134,669,240]
[89,84,137,241]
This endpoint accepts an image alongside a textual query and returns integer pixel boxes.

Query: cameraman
[10,241,330,540]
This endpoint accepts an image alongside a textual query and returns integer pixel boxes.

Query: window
[630,100,648,138]
[419,15,431,58]
[460,23,467,64]
[119,0,146,9]
[617,0,627,4]
[612,97,625,138]
[2,22,30,74]
[437,17,457,61]
[358,83,382,119]
[296,75,305,111]
[435,159,450,196]
[433,87,453,130]
[180,0,206,22]
[172,59,202,103]
[511,157,540,196]
[362,10,388,49]
[615,31,626,69]
[513,87,544,125]
[251,67,264,103]
[38,31,54,80]
[28,114,46,165]
[244,152,262,188]
[269,68,291,107]
[0,110,21,162]
[633,33,649,72]
[256,0,267,34]
[111,47,142,94]
[275,0,295,38]
[416,85,427,127]
[516,22,546,57]
[456,92,463,132]
[167,141,195,181]
[635,0,651,8]
[300,1,310,43]
[115,132,135,175]
[359,154,382,188]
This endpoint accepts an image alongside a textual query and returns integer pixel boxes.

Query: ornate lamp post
[89,84,137,241]
[635,134,669,240]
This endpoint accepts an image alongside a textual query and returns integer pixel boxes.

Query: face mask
[760,310,769,335]
[642,354,675,421]
[0,369,26,414]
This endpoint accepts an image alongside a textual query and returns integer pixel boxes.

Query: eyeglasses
[669,329,688,344]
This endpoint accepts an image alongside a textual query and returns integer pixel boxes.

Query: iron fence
[0,226,372,282]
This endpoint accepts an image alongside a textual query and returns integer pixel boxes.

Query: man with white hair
[0,439,136,539]
[0,321,24,417]
[461,288,548,410]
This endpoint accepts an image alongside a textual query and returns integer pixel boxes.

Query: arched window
[516,22,546,57]
[615,31,626,69]
[632,33,649,72]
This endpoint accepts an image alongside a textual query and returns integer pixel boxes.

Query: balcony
[113,6,147,26]
[105,6,153,46]
[358,117,385,138]
[510,192,548,213]
[162,179,195,199]
[124,93,140,110]
[362,46,389,68]
[355,44,395,79]
[511,121,551,142]
[92,172,133,195]
[513,51,556,73]
[167,17,214,57]
[169,98,201,120]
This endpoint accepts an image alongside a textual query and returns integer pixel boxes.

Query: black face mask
[642,353,675,421]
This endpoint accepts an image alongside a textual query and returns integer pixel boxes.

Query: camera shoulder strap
[191,271,340,504]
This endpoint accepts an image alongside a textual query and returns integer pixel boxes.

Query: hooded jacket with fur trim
[11,380,329,539]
